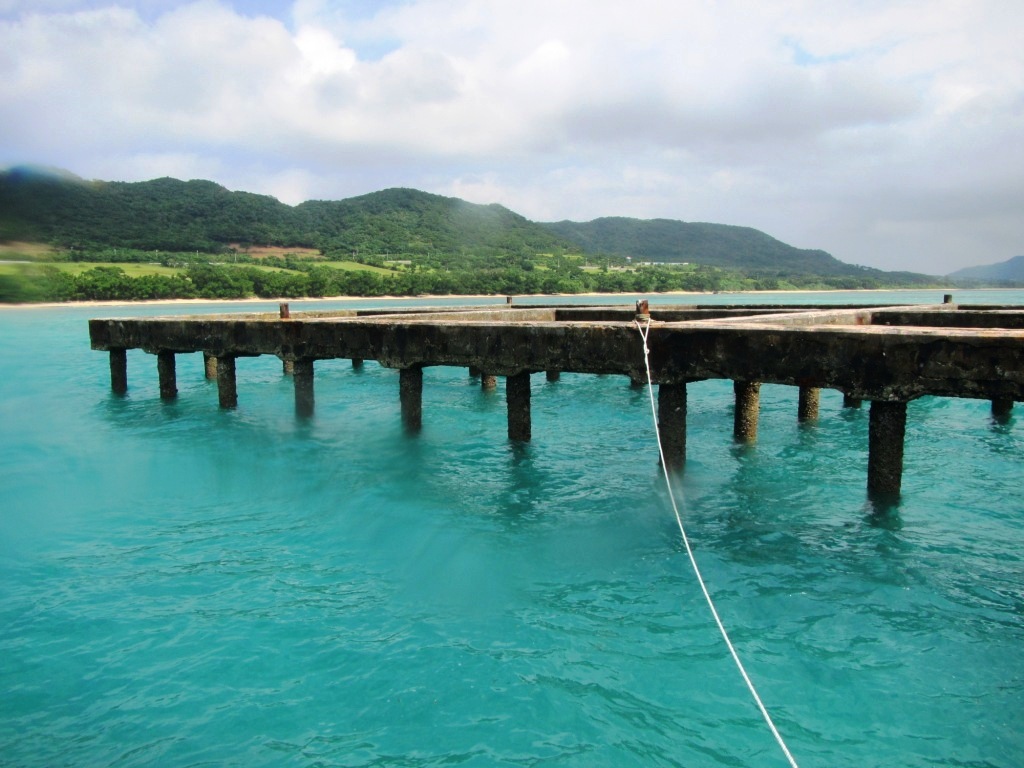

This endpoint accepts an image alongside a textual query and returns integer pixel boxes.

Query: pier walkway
[90,299,1024,498]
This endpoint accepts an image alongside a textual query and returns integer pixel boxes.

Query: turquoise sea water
[1,290,1022,767]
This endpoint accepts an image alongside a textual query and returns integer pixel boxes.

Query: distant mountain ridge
[543,216,857,276]
[0,166,926,280]
[948,255,1024,282]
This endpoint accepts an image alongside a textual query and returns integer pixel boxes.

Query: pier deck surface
[91,302,1024,402]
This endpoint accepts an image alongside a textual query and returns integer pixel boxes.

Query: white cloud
[0,0,1022,274]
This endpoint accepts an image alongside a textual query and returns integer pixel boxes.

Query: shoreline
[0,287,974,311]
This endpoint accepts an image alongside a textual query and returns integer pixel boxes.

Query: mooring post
[843,392,862,409]
[658,383,687,470]
[293,358,314,418]
[798,385,820,422]
[506,371,532,441]
[733,380,761,442]
[481,373,497,391]
[992,397,1014,418]
[399,365,423,432]
[943,294,954,305]
[109,348,128,395]
[868,400,908,497]
[546,370,560,382]
[203,353,217,380]
[157,350,177,400]
[216,355,237,409]
[279,302,290,319]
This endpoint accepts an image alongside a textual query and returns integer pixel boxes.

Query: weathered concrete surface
[658,382,687,469]
[733,380,761,442]
[868,400,908,497]
[90,304,1024,403]
[293,359,314,418]
[506,371,531,441]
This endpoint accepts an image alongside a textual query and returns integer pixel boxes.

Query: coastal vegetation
[0,167,947,303]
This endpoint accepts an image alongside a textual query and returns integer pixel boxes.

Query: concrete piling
[352,359,364,370]
[992,397,1014,418]
[109,348,128,394]
[734,380,761,442]
[506,372,531,441]
[868,400,908,497]
[216,356,237,409]
[658,383,687,470]
[798,385,820,422]
[157,351,177,400]
[843,392,862,409]
[546,370,560,382]
[203,353,218,380]
[481,373,497,391]
[293,359,314,418]
[468,366,481,377]
[400,366,423,432]
[283,359,295,375]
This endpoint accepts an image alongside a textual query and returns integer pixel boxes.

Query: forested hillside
[948,255,1024,284]
[543,217,862,276]
[0,166,940,302]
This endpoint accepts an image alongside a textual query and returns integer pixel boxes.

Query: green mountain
[296,188,568,262]
[0,166,932,283]
[541,216,869,277]
[948,256,1024,283]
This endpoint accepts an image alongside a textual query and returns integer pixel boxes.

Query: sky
[1,0,1022,274]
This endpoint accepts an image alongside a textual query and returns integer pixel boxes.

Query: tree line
[0,261,896,303]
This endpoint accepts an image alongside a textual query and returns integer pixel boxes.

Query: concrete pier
[546,370,560,382]
[798,386,820,422]
[352,359,364,370]
[157,351,177,400]
[216,356,237,409]
[734,381,761,442]
[109,349,127,395]
[283,359,295,375]
[506,372,531,441]
[658,383,687,470]
[400,366,423,432]
[91,300,1024,499]
[204,353,218,380]
[293,359,314,417]
[868,400,908,497]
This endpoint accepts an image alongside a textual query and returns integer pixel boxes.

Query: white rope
[634,317,800,768]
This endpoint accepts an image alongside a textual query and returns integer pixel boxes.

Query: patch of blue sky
[784,38,856,67]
